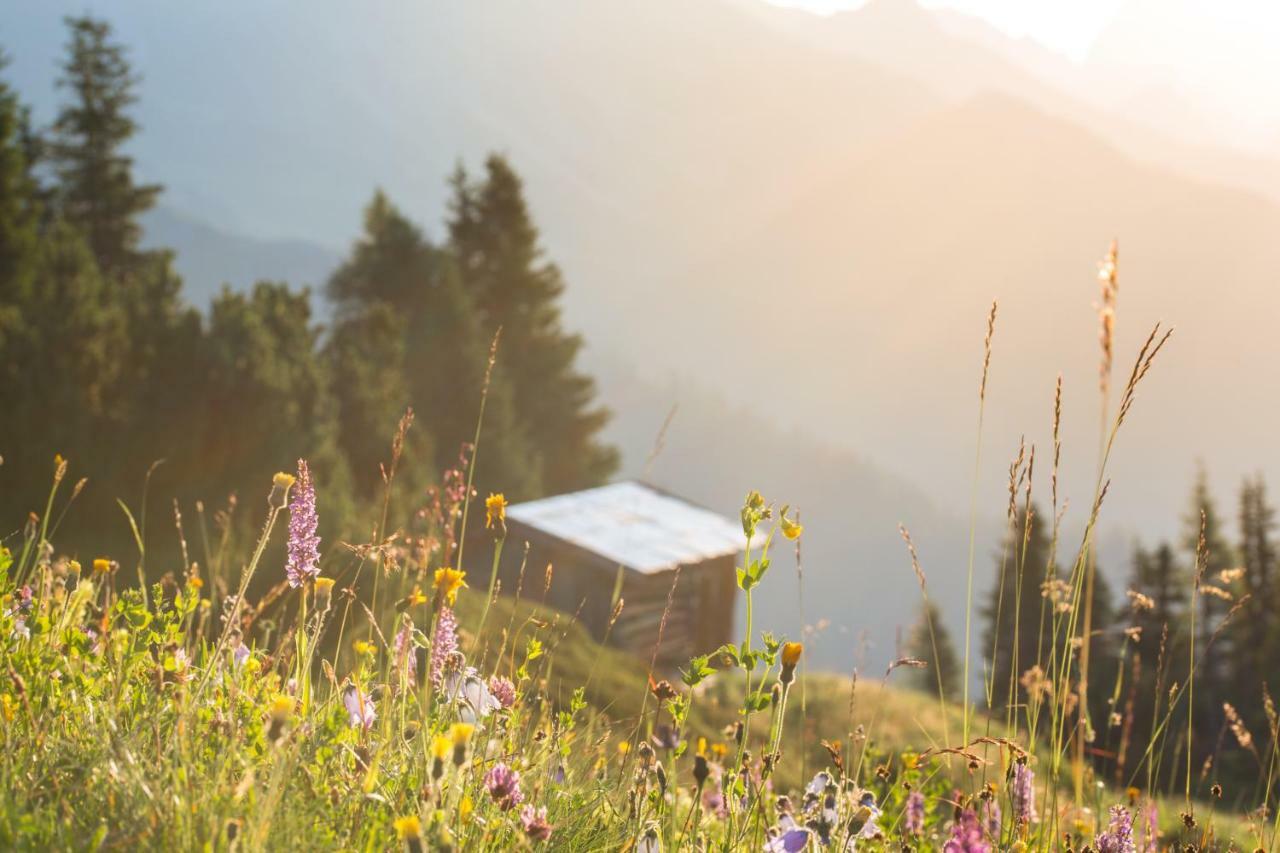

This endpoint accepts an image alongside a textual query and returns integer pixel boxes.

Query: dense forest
[0,17,617,564]
[900,465,1279,798]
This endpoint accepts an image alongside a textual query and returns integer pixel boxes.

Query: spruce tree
[50,16,160,278]
[982,505,1054,715]
[327,191,540,510]
[1116,543,1188,785]
[447,156,617,493]
[904,599,960,699]
[198,282,353,528]
[0,52,39,290]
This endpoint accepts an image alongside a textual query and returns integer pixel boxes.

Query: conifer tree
[197,282,353,527]
[327,191,540,509]
[1182,468,1234,699]
[982,505,1116,719]
[904,599,960,699]
[1237,475,1275,677]
[0,52,39,290]
[447,156,617,493]
[50,16,159,278]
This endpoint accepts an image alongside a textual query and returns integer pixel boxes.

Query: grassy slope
[457,591,1256,845]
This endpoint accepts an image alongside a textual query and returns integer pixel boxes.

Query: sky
[763,0,1123,59]
[764,0,1280,150]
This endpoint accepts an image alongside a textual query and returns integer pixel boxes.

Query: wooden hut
[502,481,743,667]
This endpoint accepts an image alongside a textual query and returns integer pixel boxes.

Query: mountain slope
[654,94,1280,537]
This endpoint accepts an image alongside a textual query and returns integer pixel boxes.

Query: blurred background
[2,0,1278,679]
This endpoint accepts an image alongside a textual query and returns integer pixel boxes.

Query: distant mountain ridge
[140,207,341,311]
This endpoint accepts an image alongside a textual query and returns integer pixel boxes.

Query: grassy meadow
[1,263,1276,852]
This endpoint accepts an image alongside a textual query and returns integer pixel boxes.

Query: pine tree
[1116,542,1188,780]
[195,282,353,527]
[447,156,617,493]
[49,16,160,278]
[327,191,540,509]
[904,599,960,699]
[0,51,39,290]
[1237,475,1276,682]
[1182,468,1234,694]
[982,505,1054,714]
[982,505,1116,719]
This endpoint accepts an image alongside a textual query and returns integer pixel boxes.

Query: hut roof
[505,481,747,574]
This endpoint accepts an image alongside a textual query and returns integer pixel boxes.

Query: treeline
[0,17,617,559]
[904,468,1278,799]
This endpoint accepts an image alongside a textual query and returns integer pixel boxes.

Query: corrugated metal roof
[505,481,750,574]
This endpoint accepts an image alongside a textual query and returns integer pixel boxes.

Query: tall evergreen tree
[1117,542,1189,781]
[904,599,960,699]
[327,191,539,514]
[49,16,159,278]
[1237,475,1275,674]
[447,156,617,493]
[1182,468,1234,697]
[0,51,39,290]
[196,282,353,527]
[982,505,1116,720]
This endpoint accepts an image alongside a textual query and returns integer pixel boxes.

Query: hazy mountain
[654,93,1280,540]
[2,0,1272,667]
[140,207,340,310]
[588,350,984,671]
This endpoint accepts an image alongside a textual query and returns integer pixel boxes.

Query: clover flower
[484,762,524,811]
[430,607,458,687]
[285,460,320,588]
[1095,805,1136,853]
[520,805,553,842]
[488,675,516,709]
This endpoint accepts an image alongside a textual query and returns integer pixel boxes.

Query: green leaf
[679,654,716,687]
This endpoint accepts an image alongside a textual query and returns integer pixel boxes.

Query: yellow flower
[314,577,336,595]
[459,795,474,824]
[431,735,451,761]
[711,742,729,760]
[485,493,508,530]
[269,471,296,508]
[697,737,708,757]
[779,641,803,687]
[406,585,428,607]
[779,505,803,540]
[269,695,293,720]
[353,639,377,657]
[617,740,630,756]
[449,722,475,746]
[393,814,422,841]
[92,558,111,575]
[188,576,203,590]
[67,560,81,577]
[433,567,467,607]
[1,694,15,723]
